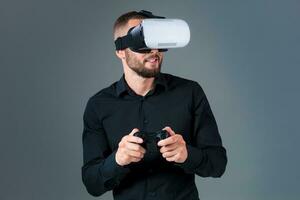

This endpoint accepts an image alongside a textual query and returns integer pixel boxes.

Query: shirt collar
[116,73,168,97]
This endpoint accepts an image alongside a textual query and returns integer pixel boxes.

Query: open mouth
[145,56,159,64]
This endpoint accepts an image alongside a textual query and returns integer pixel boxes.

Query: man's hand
[158,126,188,163]
[115,128,146,166]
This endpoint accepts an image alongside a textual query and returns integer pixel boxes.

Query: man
[82,10,227,200]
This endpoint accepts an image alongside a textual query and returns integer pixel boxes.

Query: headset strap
[114,10,165,50]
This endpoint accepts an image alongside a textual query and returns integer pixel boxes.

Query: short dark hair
[113,11,146,40]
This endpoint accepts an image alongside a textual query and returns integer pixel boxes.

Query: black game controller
[133,130,169,147]
[131,130,169,165]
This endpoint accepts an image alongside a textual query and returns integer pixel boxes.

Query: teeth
[147,58,157,62]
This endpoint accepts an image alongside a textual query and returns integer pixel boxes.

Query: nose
[150,49,159,53]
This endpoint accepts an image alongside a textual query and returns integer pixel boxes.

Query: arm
[81,99,130,197]
[178,82,227,177]
[159,82,227,177]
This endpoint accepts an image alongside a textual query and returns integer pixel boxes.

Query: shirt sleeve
[175,82,227,177]
[81,98,130,197]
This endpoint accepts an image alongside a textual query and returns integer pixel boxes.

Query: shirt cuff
[102,150,130,187]
[174,144,204,174]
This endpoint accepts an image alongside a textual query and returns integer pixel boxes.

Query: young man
[82,11,227,200]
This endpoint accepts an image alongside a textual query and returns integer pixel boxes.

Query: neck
[124,70,156,97]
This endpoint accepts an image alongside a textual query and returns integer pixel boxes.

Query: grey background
[1,0,299,200]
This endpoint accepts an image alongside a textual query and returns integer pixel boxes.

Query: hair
[113,11,146,40]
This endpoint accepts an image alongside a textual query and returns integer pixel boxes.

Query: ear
[115,50,126,60]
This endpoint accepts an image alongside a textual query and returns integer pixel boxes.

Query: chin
[145,62,161,69]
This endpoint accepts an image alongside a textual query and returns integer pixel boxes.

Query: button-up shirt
[81,72,227,200]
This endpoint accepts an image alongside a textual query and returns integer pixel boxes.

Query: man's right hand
[115,128,146,166]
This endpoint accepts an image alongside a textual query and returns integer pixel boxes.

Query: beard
[124,50,163,78]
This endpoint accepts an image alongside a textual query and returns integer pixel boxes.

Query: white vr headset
[114,10,190,53]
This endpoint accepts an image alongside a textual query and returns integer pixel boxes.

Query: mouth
[145,56,159,64]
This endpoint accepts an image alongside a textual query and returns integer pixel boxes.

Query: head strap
[137,10,165,19]
[114,10,165,51]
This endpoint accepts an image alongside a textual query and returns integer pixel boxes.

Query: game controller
[130,130,170,166]
[133,130,169,147]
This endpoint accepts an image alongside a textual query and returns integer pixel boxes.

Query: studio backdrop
[1,0,299,200]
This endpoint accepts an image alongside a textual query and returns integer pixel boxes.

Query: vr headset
[114,10,190,53]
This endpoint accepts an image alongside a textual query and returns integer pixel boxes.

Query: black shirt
[81,72,227,200]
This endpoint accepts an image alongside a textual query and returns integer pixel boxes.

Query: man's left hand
[157,126,188,163]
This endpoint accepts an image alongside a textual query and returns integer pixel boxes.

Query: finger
[130,157,142,163]
[126,149,145,159]
[158,135,178,146]
[129,128,140,136]
[126,135,143,144]
[128,128,143,143]
[165,154,180,162]
[160,143,178,153]
[126,142,146,153]
[162,126,176,136]
[162,150,178,158]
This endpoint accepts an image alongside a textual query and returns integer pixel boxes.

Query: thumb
[162,126,176,136]
[129,128,140,136]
